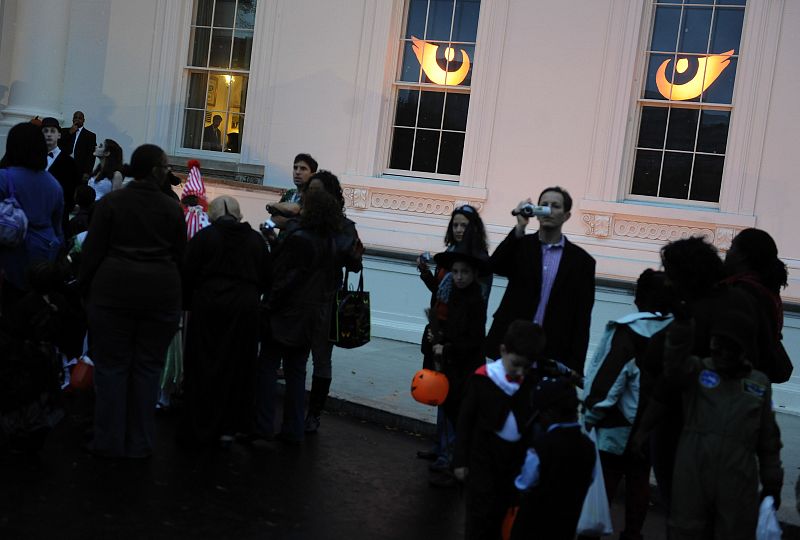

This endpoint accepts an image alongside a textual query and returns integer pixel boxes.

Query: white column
[0,0,70,135]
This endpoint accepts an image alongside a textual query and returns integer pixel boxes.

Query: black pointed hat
[433,226,490,273]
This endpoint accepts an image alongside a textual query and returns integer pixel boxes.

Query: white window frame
[582,0,783,219]
[626,0,743,207]
[342,0,508,197]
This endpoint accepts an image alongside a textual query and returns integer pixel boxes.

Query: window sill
[168,154,265,186]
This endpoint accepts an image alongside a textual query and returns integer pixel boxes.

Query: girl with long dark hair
[88,139,123,200]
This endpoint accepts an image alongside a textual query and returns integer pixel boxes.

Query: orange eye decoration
[411,36,471,86]
[655,49,734,101]
[411,369,449,406]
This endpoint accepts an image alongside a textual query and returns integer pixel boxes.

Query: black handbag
[329,270,370,349]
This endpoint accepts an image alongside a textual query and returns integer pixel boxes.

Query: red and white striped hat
[182,159,206,201]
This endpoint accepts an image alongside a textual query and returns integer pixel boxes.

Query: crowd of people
[0,114,794,539]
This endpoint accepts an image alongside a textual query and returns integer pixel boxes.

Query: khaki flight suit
[664,327,783,540]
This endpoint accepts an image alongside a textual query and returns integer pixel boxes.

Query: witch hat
[433,226,490,273]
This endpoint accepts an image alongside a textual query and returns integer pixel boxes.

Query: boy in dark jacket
[664,311,783,540]
[453,320,544,540]
[511,377,596,540]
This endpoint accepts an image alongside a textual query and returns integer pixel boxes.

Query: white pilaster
[0,0,71,134]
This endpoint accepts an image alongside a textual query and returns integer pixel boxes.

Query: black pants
[88,305,180,457]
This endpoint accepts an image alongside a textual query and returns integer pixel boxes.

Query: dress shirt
[71,126,83,155]
[533,234,565,326]
[46,146,61,171]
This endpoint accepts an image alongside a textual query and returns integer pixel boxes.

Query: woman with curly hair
[254,188,342,443]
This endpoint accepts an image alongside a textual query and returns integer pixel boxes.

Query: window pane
[399,41,422,83]
[438,131,465,175]
[226,115,243,153]
[644,54,674,100]
[183,109,205,149]
[210,29,233,68]
[451,44,474,87]
[686,0,714,4]
[660,151,693,199]
[690,154,724,201]
[678,7,713,54]
[650,6,681,52]
[452,0,480,42]
[665,107,699,151]
[395,89,420,127]
[418,91,445,129]
[389,128,414,169]
[427,0,454,41]
[443,92,469,131]
[631,149,662,197]
[236,0,257,30]
[412,129,440,172]
[231,30,254,69]
[203,112,227,151]
[189,27,211,67]
[406,0,428,39]
[702,56,736,104]
[711,8,744,53]
[421,43,473,87]
[187,71,209,109]
[206,73,230,110]
[717,0,746,5]
[194,0,214,26]
[213,0,236,27]
[696,110,730,154]
[637,106,668,149]
[229,74,248,113]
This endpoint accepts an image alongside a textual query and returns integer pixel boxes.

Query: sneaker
[429,456,451,472]
[428,470,458,488]
[304,415,321,433]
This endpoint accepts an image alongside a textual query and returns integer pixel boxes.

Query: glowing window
[630,0,745,204]
[387,0,480,179]
[182,0,256,154]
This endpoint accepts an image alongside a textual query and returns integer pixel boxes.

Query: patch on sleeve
[742,379,767,399]
[699,369,720,389]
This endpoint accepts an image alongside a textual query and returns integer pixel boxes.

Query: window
[630,0,745,204]
[182,0,256,154]
[387,0,481,179]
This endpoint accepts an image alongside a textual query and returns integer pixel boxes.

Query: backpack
[0,171,28,248]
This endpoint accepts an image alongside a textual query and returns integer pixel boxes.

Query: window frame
[177,0,257,160]
[383,0,481,182]
[625,0,745,207]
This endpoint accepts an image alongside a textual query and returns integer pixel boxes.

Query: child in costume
[664,310,783,540]
[453,320,544,540]
[511,377,596,540]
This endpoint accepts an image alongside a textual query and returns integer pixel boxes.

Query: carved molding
[582,212,740,251]
[342,186,482,216]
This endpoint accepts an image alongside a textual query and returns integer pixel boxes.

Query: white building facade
[2,0,799,408]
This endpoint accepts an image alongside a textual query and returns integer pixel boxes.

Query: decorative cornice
[582,212,740,251]
[342,186,482,216]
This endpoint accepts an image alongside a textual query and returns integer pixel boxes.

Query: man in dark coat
[60,111,97,177]
[41,117,80,229]
[486,186,595,374]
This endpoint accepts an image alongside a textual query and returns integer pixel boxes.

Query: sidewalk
[326,337,800,527]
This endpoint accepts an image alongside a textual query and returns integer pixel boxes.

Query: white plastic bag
[576,428,613,536]
[756,496,782,540]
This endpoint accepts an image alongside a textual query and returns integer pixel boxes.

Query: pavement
[1,336,798,539]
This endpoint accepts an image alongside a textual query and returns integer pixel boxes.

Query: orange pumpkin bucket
[410,369,449,406]
[70,357,94,391]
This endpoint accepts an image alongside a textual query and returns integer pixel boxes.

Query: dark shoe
[429,457,451,472]
[276,432,303,446]
[428,470,458,488]
[304,415,321,434]
[236,432,274,445]
[219,435,234,450]
[416,450,438,461]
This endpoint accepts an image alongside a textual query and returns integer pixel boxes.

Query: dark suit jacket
[60,127,97,176]
[48,151,80,229]
[486,228,596,373]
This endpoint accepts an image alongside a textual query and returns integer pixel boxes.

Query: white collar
[486,359,520,396]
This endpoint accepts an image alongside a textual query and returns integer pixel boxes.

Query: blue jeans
[255,340,310,441]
